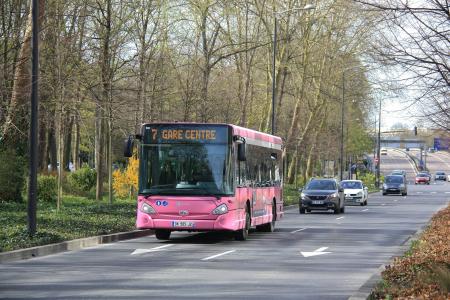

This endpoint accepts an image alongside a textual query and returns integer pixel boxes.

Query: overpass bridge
[380,138,425,149]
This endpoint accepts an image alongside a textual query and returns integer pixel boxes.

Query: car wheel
[364,200,368,206]
[236,207,250,241]
[334,202,340,214]
[402,192,407,196]
[340,205,345,213]
[382,192,386,196]
[155,229,171,240]
[360,202,364,206]
[299,207,306,214]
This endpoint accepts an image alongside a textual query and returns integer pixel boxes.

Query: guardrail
[393,149,419,173]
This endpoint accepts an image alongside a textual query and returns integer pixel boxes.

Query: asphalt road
[409,149,450,177]
[1,157,450,300]
[379,148,417,182]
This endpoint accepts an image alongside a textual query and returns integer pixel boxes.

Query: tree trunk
[72,114,80,169]
[63,114,73,171]
[1,0,45,141]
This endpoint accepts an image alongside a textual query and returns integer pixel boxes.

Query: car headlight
[399,184,405,188]
[328,192,339,199]
[140,202,156,214]
[357,191,363,196]
[300,192,307,200]
[212,204,228,215]
[383,184,387,189]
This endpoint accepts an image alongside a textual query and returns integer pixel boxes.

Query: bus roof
[140,122,283,145]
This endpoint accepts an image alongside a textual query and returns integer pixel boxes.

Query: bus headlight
[140,203,156,214]
[212,204,228,215]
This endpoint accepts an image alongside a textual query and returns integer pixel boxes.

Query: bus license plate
[312,200,324,205]
[172,221,194,228]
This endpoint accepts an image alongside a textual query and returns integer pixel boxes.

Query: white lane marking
[430,192,437,194]
[131,244,174,255]
[301,247,332,257]
[445,192,450,194]
[417,192,423,194]
[394,199,398,202]
[336,216,345,220]
[362,208,369,212]
[381,203,386,206]
[202,250,236,261]
[291,228,307,233]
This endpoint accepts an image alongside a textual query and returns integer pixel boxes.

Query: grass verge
[283,184,299,206]
[0,196,136,252]
[371,203,450,299]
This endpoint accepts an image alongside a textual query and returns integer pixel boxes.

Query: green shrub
[37,175,57,202]
[0,150,26,202]
[66,166,96,195]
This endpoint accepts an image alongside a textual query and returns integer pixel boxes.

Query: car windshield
[436,172,445,175]
[385,176,404,184]
[305,180,336,190]
[139,143,233,196]
[417,173,428,177]
[341,181,362,189]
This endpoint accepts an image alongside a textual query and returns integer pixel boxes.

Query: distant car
[390,170,407,179]
[299,178,345,214]
[383,175,407,196]
[381,148,388,155]
[428,148,435,153]
[422,171,432,181]
[415,173,430,185]
[340,180,368,206]
[405,147,410,151]
[435,171,447,181]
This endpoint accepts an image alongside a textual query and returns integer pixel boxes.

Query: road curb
[0,229,154,264]
[347,223,428,300]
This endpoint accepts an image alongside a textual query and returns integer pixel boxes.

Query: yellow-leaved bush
[113,154,139,199]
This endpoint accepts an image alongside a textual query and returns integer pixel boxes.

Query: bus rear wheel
[155,229,171,240]
[235,207,250,241]
[257,202,276,232]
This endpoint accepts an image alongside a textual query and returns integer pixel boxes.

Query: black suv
[299,178,345,214]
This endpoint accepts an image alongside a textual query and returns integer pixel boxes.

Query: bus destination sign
[143,125,229,144]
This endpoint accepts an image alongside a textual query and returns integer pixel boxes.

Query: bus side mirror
[238,143,246,161]
[124,136,134,157]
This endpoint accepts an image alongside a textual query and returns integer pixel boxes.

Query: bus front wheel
[235,207,250,241]
[155,229,171,240]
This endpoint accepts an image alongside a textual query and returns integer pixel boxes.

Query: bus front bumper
[136,211,244,232]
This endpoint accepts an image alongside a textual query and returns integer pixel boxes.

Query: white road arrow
[301,247,331,258]
[131,244,174,255]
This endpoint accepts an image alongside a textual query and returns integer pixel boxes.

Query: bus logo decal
[179,210,189,216]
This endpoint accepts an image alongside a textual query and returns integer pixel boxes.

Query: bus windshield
[139,143,233,196]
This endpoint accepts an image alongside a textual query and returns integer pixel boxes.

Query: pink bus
[124,123,283,241]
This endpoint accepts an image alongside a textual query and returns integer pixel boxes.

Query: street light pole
[271,4,315,135]
[376,98,381,188]
[271,17,277,135]
[28,0,39,235]
[340,71,345,181]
